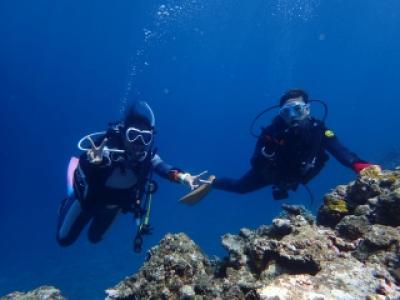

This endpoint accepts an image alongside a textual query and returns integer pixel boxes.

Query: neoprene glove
[353,161,374,174]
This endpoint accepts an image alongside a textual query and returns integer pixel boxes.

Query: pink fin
[67,157,79,196]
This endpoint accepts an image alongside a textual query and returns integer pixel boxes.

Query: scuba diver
[57,101,209,252]
[211,89,376,200]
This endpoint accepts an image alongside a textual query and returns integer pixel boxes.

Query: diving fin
[179,175,216,206]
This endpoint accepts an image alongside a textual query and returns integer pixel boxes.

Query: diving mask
[125,127,153,145]
[279,101,310,124]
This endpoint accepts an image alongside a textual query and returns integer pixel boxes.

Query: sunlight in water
[119,0,321,113]
[272,0,320,21]
[120,1,203,114]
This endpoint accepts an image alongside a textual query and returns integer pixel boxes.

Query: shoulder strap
[302,118,326,172]
[260,117,288,146]
[136,148,156,192]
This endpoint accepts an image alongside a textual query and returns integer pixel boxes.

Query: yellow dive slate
[179,175,216,206]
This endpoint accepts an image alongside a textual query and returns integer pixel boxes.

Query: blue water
[1,0,399,298]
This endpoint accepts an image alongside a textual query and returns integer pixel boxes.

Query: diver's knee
[56,234,75,247]
[88,233,103,244]
[236,189,248,194]
[88,236,102,244]
[236,189,250,194]
[234,185,251,194]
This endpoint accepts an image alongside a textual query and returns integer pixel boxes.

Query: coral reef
[106,167,400,300]
[318,166,400,227]
[0,286,66,300]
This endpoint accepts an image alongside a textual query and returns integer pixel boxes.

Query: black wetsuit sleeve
[250,125,276,171]
[323,128,364,169]
[151,154,182,181]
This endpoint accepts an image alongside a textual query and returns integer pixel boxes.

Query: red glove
[168,170,181,182]
[352,162,374,174]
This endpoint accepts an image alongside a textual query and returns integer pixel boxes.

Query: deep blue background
[1,0,399,298]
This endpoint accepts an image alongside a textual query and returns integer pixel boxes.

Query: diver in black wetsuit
[213,89,375,200]
[57,101,207,251]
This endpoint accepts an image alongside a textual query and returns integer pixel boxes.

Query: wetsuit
[56,129,180,246]
[213,117,364,197]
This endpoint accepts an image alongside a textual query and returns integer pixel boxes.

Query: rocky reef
[106,166,400,300]
[0,286,66,300]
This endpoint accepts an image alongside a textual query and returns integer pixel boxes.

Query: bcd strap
[301,120,325,175]
[131,153,157,253]
[132,181,157,253]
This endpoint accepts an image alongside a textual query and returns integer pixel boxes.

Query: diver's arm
[323,129,366,171]
[151,154,184,182]
[151,154,209,189]
[250,125,276,170]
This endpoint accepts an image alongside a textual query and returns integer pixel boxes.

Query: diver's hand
[87,137,108,164]
[181,171,210,190]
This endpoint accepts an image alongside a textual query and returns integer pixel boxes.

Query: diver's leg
[213,168,272,194]
[87,205,121,244]
[56,197,92,247]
